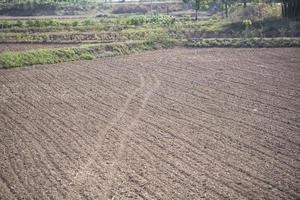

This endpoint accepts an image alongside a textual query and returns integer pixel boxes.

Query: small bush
[149,15,176,26]
[117,16,147,26]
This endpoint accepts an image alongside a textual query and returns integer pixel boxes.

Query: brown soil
[0,48,299,200]
[0,43,80,53]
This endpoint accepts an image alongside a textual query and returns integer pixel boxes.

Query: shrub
[128,16,147,26]
[117,16,147,26]
[149,15,176,26]
[242,19,252,27]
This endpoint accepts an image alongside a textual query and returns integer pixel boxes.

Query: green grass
[0,40,171,68]
[1,37,299,69]
[185,38,300,48]
[79,53,95,60]
[0,48,84,68]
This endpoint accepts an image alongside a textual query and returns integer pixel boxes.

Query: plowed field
[1,48,300,200]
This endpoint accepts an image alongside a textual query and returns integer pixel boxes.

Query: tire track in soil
[71,73,146,194]
[88,61,300,160]
[104,74,160,200]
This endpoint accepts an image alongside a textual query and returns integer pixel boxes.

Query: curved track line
[104,74,160,199]
[72,74,145,186]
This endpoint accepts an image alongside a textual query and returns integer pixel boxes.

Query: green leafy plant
[242,19,252,38]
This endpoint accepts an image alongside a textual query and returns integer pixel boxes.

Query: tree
[242,0,247,8]
[281,0,300,18]
[223,0,228,17]
[221,0,235,17]
[183,0,209,20]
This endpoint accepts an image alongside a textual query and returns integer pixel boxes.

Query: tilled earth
[0,48,299,200]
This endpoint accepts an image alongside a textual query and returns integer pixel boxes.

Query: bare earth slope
[0,48,300,200]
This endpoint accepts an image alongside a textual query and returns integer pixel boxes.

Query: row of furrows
[179,57,300,99]
[139,104,299,196]
[0,103,98,200]
[0,113,71,200]
[150,57,300,110]
[0,65,142,199]
[155,70,299,134]
[90,57,300,153]
[114,106,295,200]
[1,62,142,144]
[128,126,269,200]
[67,75,160,199]
[150,65,300,132]
[0,166,17,200]
[1,106,106,199]
[70,75,149,199]
[63,72,154,198]
[174,50,300,92]
[71,89,298,200]
[138,49,300,82]
[96,60,299,135]
[1,48,299,199]
[34,65,153,199]
[187,48,300,77]
[152,71,300,147]
[145,56,298,130]
[242,49,300,73]
[63,57,300,179]
[82,54,300,198]
[105,75,160,200]
[1,72,108,157]
[100,54,300,126]
[54,62,192,199]
[0,74,95,199]
[79,67,300,198]
[1,96,97,199]
[148,82,300,170]
[141,94,300,175]
[71,55,300,167]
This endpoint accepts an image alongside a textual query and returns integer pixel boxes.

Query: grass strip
[0,40,174,68]
[0,38,299,69]
[185,38,300,48]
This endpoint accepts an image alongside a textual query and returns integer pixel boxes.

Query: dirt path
[0,48,300,200]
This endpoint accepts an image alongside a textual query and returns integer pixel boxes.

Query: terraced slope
[0,43,79,53]
[0,48,299,200]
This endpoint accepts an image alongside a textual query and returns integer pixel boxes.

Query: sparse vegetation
[186,37,300,48]
[0,40,169,68]
[0,2,299,68]
[1,36,299,68]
